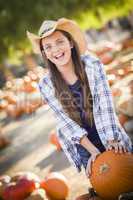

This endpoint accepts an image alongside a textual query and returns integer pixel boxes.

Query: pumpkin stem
[99,163,110,174]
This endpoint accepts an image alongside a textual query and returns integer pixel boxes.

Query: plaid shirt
[38,54,132,172]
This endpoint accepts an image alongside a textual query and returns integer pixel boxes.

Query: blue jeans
[76,133,106,170]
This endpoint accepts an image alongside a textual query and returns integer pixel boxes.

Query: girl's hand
[106,140,128,153]
[85,150,101,178]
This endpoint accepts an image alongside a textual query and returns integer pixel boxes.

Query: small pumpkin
[23,76,37,93]
[40,172,69,200]
[117,69,125,76]
[95,46,113,56]
[107,74,116,86]
[49,130,62,151]
[3,182,24,200]
[0,100,8,110]
[118,113,129,126]
[119,99,133,117]
[6,104,23,118]
[112,88,122,98]
[89,150,133,200]
[122,38,133,49]
[99,53,114,65]
[4,93,17,105]
[3,172,39,200]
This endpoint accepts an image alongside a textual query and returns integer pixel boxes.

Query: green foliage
[0,0,133,64]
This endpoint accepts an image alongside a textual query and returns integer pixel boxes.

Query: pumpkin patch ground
[0,108,90,200]
[0,91,133,200]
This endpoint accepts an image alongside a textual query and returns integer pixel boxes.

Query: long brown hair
[40,30,94,127]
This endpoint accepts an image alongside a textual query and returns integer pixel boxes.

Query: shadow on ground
[36,150,70,171]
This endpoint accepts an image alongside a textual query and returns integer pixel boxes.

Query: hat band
[40,26,54,37]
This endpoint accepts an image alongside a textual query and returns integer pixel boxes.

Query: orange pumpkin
[95,46,113,56]
[40,172,69,200]
[90,150,133,200]
[107,74,116,86]
[23,102,37,114]
[122,39,133,49]
[6,104,23,118]
[118,114,129,126]
[99,53,114,65]
[117,69,125,77]
[112,88,122,97]
[49,130,62,151]
[23,76,37,93]
[0,100,8,110]
[4,93,17,105]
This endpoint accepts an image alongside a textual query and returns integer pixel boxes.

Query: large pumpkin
[89,150,133,200]
[40,172,69,200]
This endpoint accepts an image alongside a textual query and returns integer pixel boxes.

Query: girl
[27,18,132,179]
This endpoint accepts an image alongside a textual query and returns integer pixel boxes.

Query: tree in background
[0,0,133,64]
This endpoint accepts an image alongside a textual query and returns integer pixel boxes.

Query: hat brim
[27,18,87,55]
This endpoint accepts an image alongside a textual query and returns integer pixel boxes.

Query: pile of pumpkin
[0,66,47,119]
[88,38,133,66]
[0,171,69,200]
[106,54,133,133]
[75,150,133,200]
[88,37,133,134]
[111,73,133,134]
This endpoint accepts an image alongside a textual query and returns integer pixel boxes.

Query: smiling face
[41,31,73,68]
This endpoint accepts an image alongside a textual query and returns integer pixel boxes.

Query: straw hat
[27,18,87,55]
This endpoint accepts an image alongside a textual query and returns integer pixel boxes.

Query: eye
[57,40,64,45]
[44,45,51,51]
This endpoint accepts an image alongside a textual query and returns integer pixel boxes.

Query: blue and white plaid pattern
[38,54,132,172]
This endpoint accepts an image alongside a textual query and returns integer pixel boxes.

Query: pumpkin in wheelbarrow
[89,150,133,200]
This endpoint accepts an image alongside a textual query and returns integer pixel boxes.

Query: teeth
[55,53,64,59]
